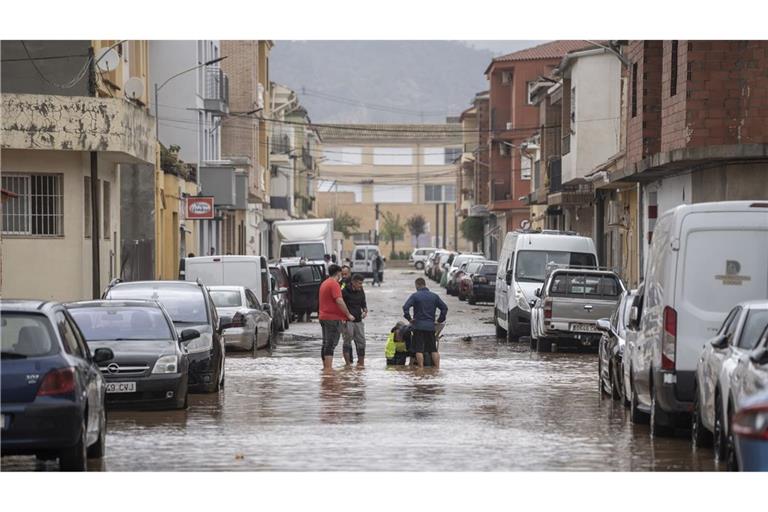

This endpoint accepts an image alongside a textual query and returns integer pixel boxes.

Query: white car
[410,247,439,270]
[208,285,273,351]
[692,300,768,461]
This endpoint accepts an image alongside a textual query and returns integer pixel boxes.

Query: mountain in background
[270,41,516,124]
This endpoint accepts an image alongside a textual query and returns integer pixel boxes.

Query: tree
[326,209,360,238]
[406,214,427,248]
[380,211,405,257]
[460,216,484,252]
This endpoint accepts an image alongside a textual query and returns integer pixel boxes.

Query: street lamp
[154,56,227,149]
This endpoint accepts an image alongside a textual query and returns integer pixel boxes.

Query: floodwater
[2,268,718,471]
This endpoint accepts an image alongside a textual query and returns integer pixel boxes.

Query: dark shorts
[320,320,342,358]
[411,329,437,354]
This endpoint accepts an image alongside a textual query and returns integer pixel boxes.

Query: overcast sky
[463,40,548,55]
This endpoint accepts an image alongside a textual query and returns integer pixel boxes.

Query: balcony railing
[204,68,229,114]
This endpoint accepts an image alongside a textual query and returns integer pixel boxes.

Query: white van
[629,201,768,432]
[185,255,271,304]
[494,231,597,342]
[351,245,382,278]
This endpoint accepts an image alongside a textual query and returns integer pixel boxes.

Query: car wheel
[691,390,713,449]
[415,261,424,270]
[714,394,727,462]
[283,313,290,331]
[650,387,673,438]
[507,324,520,343]
[467,297,476,305]
[725,409,738,471]
[529,336,536,350]
[86,406,106,459]
[610,362,622,401]
[59,418,88,471]
[536,337,552,352]
[630,373,650,425]
[494,312,506,339]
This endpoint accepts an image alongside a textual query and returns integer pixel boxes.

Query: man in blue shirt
[402,277,448,369]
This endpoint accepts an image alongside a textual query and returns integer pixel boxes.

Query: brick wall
[626,40,663,168]
[476,96,490,205]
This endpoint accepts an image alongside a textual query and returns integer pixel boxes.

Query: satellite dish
[96,48,119,73]
[123,77,145,100]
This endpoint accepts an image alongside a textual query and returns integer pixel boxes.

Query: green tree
[460,216,484,252]
[406,214,427,248]
[326,209,360,238]
[380,211,405,257]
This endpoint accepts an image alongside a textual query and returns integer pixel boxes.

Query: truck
[272,218,335,262]
[530,267,625,352]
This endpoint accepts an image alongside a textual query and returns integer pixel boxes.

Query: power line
[19,40,126,90]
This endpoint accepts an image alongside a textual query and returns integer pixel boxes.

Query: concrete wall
[1,41,91,97]
[120,163,156,281]
[2,150,119,301]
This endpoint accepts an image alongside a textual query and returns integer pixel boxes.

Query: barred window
[2,174,63,236]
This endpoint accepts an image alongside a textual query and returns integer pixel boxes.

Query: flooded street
[3,268,718,471]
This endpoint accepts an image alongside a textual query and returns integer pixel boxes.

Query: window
[670,40,679,97]
[424,184,455,202]
[2,174,63,236]
[209,290,243,308]
[501,71,512,84]
[103,180,111,239]
[516,251,597,283]
[423,147,446,166]
[631,62,638,118]
[520,154,532,181]
[739,310,768,349]
[56,311,85,359]
[570,87,576,134]
[323,146,362,166]
[351,232,371,243]
[527,81,537,105]
[444,146,461,164]
[373,147,412,166]
[246,289,260,309]
[1,313,58,357]
[373,184,413,203]
[69,307,175,341]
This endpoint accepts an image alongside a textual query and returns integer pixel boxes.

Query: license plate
[106,382,136,393]
[570,323,597,333]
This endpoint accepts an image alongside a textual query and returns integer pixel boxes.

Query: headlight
[152,355,179,374]
[516,288,530,311]
[185,333,213,354]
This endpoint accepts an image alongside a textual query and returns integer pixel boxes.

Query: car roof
[735,299,768,310]
[207,285,246,292]
[66,299,163,309]
[111,280,201,288]
[0,299,57,312]
[550,268,619,276]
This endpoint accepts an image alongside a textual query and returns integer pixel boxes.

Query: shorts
[342,321,366,357]
[320,320,343,358]
[411,329,437,354]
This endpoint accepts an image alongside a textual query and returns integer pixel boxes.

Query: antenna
[96,47,119,73]
[123,77,145,100]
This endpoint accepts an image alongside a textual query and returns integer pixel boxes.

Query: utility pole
[88,46,101,299]
[374,203,380,244]
[454,204,458,252]
[435,203,440,248]
[442,202,447,249]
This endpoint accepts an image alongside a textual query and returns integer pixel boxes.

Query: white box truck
[273,218,335,262]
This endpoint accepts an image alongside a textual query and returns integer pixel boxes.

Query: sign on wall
[186,196,215,220]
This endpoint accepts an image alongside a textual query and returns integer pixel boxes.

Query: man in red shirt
[319,264,355,371]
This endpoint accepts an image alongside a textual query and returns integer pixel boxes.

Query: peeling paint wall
[1,93,155,164]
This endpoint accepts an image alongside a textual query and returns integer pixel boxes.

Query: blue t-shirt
[402,287,448,331]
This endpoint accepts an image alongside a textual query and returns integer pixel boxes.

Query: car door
[701,307,741,426]
[352,248,368,274]
[55,309,102,445]
[246,289,269,348]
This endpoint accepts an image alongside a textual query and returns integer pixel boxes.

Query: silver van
[494,230,597,342]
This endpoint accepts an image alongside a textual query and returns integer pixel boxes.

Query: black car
[460,261,498,304]
[103,280,225,393]
[1,300,113,471]
[269,264,291,332]
[66,300,193,410]
[282,259,327,321]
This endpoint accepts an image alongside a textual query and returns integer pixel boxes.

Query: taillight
[662,306,677,370]
[37,368,76,397]
[544,298,552,319]
[230,312,245,328]
[732,405,768,441]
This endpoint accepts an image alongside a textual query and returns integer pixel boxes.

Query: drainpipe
[88,47,101,298]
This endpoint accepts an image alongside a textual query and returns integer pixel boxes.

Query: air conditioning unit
[506,122,513,130]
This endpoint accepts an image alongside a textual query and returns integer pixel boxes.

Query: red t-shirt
[319,278,346,321]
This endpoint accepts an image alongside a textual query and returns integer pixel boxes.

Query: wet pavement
[2,268,719,471]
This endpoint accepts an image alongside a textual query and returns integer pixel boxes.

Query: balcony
[204,67,229,114]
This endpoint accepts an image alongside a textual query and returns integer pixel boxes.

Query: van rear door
[675,212,768,376]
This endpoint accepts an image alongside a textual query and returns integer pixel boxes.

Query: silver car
[208,286,272,351]
[692,300,768,461]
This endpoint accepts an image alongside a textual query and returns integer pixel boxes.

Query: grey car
[208,285,272,351]
[597,289,637,403]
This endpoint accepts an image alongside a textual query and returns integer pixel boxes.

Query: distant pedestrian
[402,277,447,369]
[342,274,368,367]
[372,253,383,286]
[318,264,356,371]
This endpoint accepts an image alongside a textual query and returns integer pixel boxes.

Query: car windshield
[482,264,498,274]
[290,265,324,284]
[739,309,768,349]
[515,250,597,282]
[280,243,325,260]
[550,273,620,297]
[107,284,208,324]
[0,313,59,358]
[209,290,243,308]
[69,307,174,341]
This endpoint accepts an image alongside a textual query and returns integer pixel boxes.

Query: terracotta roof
[315,123,463,142]
[486,40,601,73]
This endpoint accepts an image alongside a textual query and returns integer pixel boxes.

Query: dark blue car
[1,300,113,471]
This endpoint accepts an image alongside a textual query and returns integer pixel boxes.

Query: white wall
[373,184,413,203]
[561,52,622,184]
[641,172,692,267]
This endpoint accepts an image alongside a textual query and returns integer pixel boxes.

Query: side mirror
[92,347,114,363]
[628,306,639,329]
[505,270,512,286]
[596,318,611,333]
[535,288,541,297]
[180,329,200,342]
[710,334,729,350]
[750,348,768,365]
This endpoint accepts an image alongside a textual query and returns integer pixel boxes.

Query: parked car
[269,263,291,332]
[445,254,485,294]
[692,301,768,460]
[425,250,447,281]
[1,300,112,471]
[103,280,225,393]
[596,290,637,402]
[351,244,383,280]
[459,261,498,305]
[282,259,327,321]
[66,300,191,410]
[435,251,457,283]
[628,201,768,437]
[732,388,768,471]
[495,230,598,343]
[208,285,272,351]
[410,247,439,270]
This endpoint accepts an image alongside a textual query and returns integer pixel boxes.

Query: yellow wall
[156,171,199,280]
